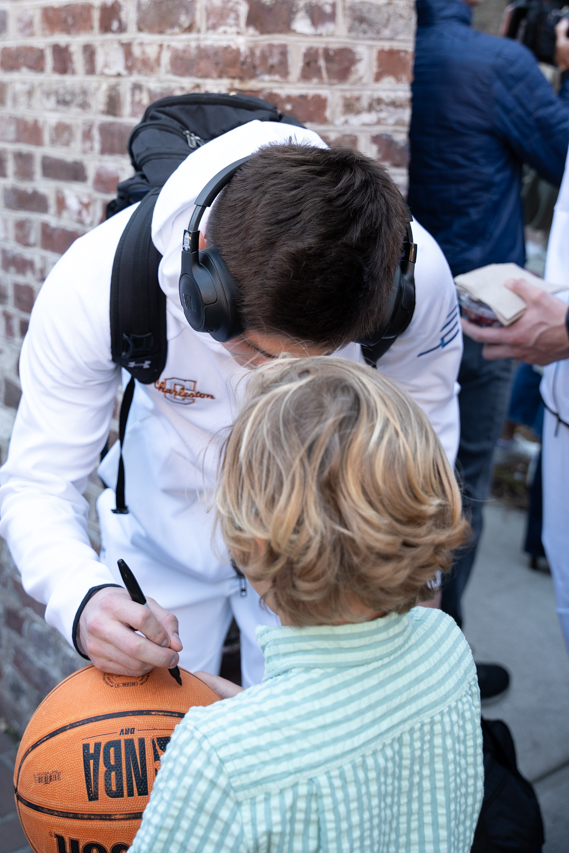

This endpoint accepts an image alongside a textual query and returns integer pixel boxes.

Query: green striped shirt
[130,608,483,853]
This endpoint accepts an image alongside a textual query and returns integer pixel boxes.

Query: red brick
[17,117,43,145]
[99,121,133,155]
[82,122,94,152]
[0,150,7,178]
[131,83,178,117]
[104,84,122,117]
[15,219,37,247]
[348,0,407,39]
[1,46,45,73]
[3,252,34,278]
[375,49,412,83]
[0,117,44,146]
[42,4,94,34]
[321,133,359,149]
[247,0,293,33]
[4,187,48,213]
[56,188,93,225]
[0,9,7,35]
[205,0,242,31]
[247,0,335,34]
[40,81,91,111]
[300,47,323,81]
[261,91,328,124]
[170,43,288,80]
[372,133,409,167]
[299,0,336,33]
[14,283,36,312]
[42,155,86,182]
[100,0,126,33]
[301,46,358,83]
[340,93,410,127]
[14,151,35,181]
[323,47,358,82]
[137,0,195,33]
[20,318,29,337]
[94,165,121,194]
[122,42,162,76]
[50,121,74,146]
[3,312,15,341]
[12,83,36,113]
[83,43,96,74]
[16,10,35,37]
[41,222,82,254]
[52,43,75,74]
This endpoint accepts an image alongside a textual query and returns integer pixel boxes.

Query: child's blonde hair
[216,356,467,626]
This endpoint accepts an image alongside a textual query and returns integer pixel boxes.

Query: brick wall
[0,0,415,732]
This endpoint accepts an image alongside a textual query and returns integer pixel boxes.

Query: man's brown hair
[207,143,409,349]
[216,356,468,626]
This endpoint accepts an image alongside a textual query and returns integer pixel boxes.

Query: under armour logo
[127,360,152,369]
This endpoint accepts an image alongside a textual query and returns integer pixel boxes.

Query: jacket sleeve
[493,43,569,187]
[0,212,132,647]
[374,220,462,467]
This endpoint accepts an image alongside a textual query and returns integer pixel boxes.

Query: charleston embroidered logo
[154,377,215,405]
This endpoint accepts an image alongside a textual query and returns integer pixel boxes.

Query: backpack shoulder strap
[110,189,167,514]
[110,189,166,383]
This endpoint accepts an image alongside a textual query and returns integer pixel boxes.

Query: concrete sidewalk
[463,501,569,852]
[1,499,567,852]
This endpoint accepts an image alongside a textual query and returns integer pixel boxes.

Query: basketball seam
[15,794,144,821]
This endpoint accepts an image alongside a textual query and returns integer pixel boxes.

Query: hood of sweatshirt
[416,0,472,28]
[151,120,326,327]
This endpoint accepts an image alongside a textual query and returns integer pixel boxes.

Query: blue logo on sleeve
[418,304,460,357]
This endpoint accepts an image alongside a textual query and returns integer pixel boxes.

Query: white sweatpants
[97,488,280,687]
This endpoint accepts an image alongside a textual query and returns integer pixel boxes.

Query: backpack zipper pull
[184,130,204,150]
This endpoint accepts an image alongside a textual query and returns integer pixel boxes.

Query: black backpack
[106,92,304,512]
[471,717,545,852]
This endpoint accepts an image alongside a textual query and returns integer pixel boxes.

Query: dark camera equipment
[504,0,569,65]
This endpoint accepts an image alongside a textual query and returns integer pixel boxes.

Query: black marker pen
[117,559,182,686]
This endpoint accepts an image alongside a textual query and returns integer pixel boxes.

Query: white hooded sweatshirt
[0,121,462,650]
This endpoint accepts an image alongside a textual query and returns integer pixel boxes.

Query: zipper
[129,121,204,160]
[230,559,248,597]
[183,130,204,149]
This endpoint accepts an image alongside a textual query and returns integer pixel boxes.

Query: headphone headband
[179,157,416,352]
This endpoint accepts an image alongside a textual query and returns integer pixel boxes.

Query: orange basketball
[14,665,219,853]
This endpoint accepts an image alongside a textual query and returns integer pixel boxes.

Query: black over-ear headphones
[179,156,417,356]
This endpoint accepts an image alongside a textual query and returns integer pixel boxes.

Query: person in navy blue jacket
[408,0,569,700]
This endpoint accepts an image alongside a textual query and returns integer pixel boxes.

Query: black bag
[471,718,545,853]
[106,92,304,512]
[107,92,304,218]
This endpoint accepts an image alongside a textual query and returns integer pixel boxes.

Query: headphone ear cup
[179,246,244,342]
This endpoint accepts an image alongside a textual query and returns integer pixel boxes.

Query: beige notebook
[454,263,567,326]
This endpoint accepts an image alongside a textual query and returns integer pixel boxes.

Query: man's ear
[198,233,207,250]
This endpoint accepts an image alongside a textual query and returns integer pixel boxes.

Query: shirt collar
[257,612,414,680]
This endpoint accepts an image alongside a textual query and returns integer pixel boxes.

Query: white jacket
[542,145,569,424]
[0,121,463,648]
